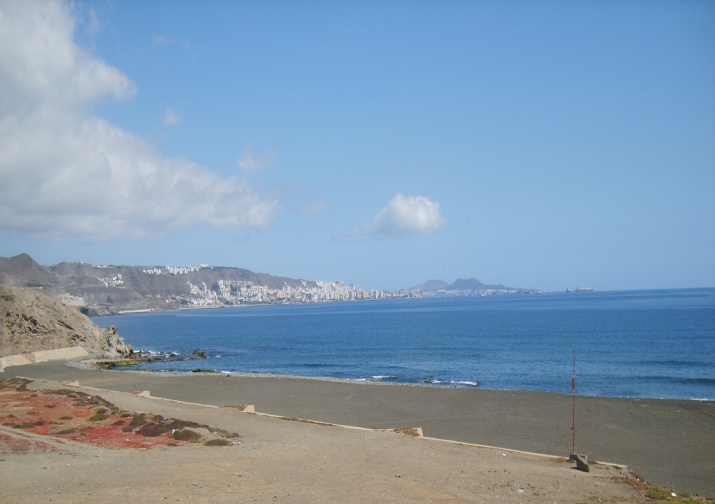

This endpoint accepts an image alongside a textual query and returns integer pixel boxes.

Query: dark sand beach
[3,361,714,497]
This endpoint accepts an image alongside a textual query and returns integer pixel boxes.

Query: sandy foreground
[1,362,714,503]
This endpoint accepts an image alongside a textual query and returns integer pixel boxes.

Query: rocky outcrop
[0,284,132,358]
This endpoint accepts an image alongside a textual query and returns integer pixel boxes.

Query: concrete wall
[0,346,88,372]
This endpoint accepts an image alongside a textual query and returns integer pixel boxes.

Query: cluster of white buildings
[92,264,528,308]
[185,281,219,306]
[97,273,124,288]
[131,265,393,307]
[167,279,398,307]
[143,265,204,275]
[209,279,383,305]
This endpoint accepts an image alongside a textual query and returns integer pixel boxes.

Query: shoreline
[79,360,715,402]
[2,360,714,497]
[88,291,715,402]
[1,372,666,504]
[92,297,387,317]
[88,286,715,318]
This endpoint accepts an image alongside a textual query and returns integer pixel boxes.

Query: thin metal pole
[572,350,576,455]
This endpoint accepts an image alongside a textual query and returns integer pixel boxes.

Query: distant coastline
[3,253,712,318]
[0,253,534,316]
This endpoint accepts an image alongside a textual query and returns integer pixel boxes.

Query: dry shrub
[172,429,202,442]
[122,413,147,432]
[167,419,201,430]
[208,427,240,439]
[88,407,111,422]
[136,422,171,437]
[393,427,421,437]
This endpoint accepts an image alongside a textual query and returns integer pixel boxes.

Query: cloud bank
[344,194,447,240]
[0,0,277,241]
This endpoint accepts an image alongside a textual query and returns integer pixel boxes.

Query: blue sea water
[94,288,715,400]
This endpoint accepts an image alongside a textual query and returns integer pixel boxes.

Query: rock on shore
[0,284,131,358]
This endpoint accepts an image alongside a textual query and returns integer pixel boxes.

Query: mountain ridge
[0,253,531,314]
[0,253,340,314]
[408,277,521,293]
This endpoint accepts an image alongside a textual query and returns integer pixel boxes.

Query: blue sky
[1,0,713,292]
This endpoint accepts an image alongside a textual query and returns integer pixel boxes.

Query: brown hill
[0,253,322,314]
[0,284,131,358]
[0,253,58,290]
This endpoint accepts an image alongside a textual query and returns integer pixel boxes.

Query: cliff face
[0,284,131,358]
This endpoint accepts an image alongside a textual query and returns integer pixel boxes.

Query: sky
[1,0,714,292]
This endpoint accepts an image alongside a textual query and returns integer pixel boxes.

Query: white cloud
[0,1,135,112]
[0,0,278,241]
[237,145,275,172]
[164,107,181,126]
[343,194,447,240]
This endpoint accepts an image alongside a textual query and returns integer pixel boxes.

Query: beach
[2,361,714,501]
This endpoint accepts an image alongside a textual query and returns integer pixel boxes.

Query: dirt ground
[0,377,697,503]
[5,361,714,497]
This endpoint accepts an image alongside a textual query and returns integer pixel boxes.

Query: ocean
[94,288,715,400]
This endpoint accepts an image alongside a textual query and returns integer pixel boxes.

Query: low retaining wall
[0,346,88,372]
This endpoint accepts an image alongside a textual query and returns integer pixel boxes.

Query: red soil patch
[0,378,233,452]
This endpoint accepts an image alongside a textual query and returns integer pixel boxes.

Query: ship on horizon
[566,287,593,293]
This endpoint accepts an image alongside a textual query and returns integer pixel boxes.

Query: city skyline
[1,0,713,292]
